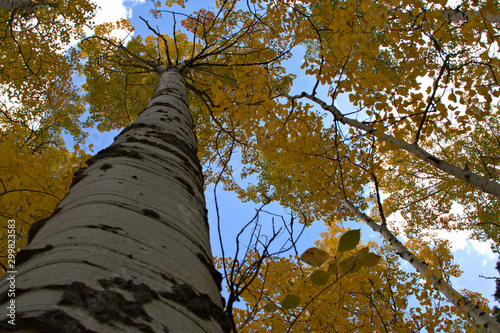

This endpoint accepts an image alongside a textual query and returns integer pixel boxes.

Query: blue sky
[79,0,499,311]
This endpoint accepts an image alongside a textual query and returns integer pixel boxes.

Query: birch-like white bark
[294,92,500,199]
[441,8,500,24]
[0,0,31,10]
[0,68,229,332]
[0,0,54,12]
[340,196,500,333]
[397,7,500,24]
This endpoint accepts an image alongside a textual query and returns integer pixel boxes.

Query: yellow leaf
[299,247,330,267]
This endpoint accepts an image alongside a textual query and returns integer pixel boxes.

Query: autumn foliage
[2,0,500,331]
[226,227,488,332]
[0,0,95,268]
[181,8,216,33]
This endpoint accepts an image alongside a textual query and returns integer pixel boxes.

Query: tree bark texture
[0,68,230,332]
[0,0,32,11]
[298,92,500,199]
[340,197,500,333]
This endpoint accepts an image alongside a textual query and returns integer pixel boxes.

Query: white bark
[0,0,31,10]
[340,196,500,333]
[0,0,53,12]
[0,68,230,332]
[399,7,500,24]
[293,92,500,199]
[441,8,500,24]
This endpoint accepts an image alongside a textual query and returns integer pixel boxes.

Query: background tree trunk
[0,68,230,333]
[340,196,500,333]
[0,0,29,10]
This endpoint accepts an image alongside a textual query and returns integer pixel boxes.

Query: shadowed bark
[0,67,230,333]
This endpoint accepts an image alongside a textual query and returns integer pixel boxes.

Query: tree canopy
[0,0,95,268]
[2,0,500,331]
[229,226,489,332]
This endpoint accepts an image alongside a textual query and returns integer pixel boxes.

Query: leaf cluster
[230,226,481,332]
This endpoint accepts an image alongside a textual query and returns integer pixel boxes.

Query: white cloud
[387,200,494,261]
[470,239,496,260]
[434,229,495,261]
[88,0,146,41]
[435,229,469,251]
[92,0,145,24]
[388,212,495,263]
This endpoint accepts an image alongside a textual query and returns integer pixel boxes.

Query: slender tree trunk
[0,0,31,10]
[0,0,55,12]
[0,68,230,332]
[340,196,500,333]
[291,91,500,199]
[441,8,500,24]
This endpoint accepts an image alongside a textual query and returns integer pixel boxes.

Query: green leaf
[359,252,382,268]
[327,262,338,274]
[299,247,330,267]
[310,269,330,286]
[328,253,344,264]
[339,255,358,273]
[280,294,301,310]
[264,302,278,312]
[357,246,369,257]
[350,262,362,274]
[338,229,361,252]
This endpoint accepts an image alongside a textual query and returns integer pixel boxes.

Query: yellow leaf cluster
[227,225,475,332]
[0,133,90,272]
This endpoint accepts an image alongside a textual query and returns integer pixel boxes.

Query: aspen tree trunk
[340,197,500,333]
[441,8,500,24]
[0,68,230,332]
[0,0,32,10]
[292,91,500,199]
